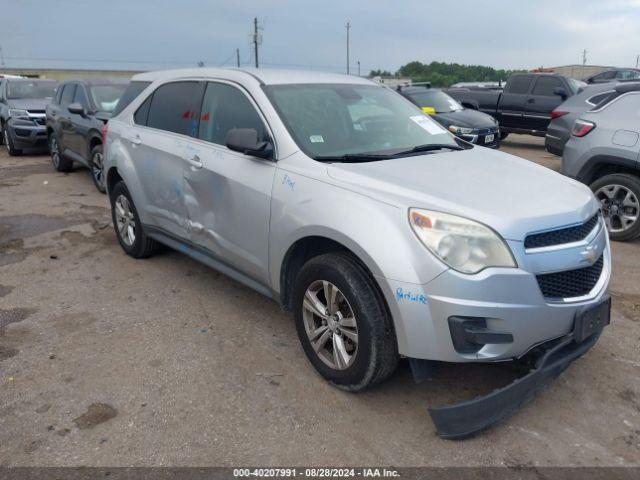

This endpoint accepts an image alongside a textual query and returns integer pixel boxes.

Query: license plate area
[573,297,610,343]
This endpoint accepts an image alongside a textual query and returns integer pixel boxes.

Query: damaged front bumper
[428,298,609,439]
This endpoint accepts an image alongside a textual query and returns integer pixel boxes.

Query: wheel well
[46,126,53,138]
[279,236,376,312]
[89,135,102,151]
[106,167,123,195]
[581,156,640,184]
[589,163,639,184]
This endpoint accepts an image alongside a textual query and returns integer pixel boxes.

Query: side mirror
[461,99,479,110]
[226,128,273,159]
[553,87,567,99]
[68,102,86,116]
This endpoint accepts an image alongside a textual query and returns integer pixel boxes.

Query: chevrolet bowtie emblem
[580,244,599,264]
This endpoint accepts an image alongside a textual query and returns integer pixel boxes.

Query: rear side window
[532,76,563,96]
[198,82,268,146]
[112,81,151,117]
[60,84,76,107]
[506,75,533,94]
[145,81,201,136]
[616,70,640,80]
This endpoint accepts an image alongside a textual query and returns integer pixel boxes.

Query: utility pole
[0,45,4,67]
[253,17,260,68]
[357,60,360,76]
[582,49,587,66]
[636,54,639,68]
[236,48,240,68]
[346,22,351,74]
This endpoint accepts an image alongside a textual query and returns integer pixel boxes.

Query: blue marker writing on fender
[396,287,427,305]
[282,174,295,190]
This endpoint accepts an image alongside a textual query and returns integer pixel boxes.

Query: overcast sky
[2,0,640,74]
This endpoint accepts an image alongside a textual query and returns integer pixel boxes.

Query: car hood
[326,147,598,241]
[432,109,497,129]
[8,98,52,111]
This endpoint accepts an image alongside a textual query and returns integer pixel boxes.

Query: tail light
[101,122,108,145]
[571,119,596,137]
[551,110,569,120]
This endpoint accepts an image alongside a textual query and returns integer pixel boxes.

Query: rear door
[128,80,202,239]
[524,76,566,132]
[497,74,533,129]
[184,81,276,285]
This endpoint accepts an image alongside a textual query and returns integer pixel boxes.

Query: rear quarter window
[112,81,151,117]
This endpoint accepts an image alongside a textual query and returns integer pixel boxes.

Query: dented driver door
[183,81,276,287]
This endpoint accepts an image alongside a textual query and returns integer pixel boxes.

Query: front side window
[265,83,457,159]
[7,80,58,99]
[74,86,89,108]
[616,70,640,80]
[89,84,127,113]
[145,81,201,136]
[60,84,76,107]
[406,90,463,113]
[198,82,268,146]
[532,77,563,96]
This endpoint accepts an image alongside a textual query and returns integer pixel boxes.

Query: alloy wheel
[302,280,358,370]
[114,194,136,246]
[50,138,60,168]
[595,183,639,233]
[92,151,105,188]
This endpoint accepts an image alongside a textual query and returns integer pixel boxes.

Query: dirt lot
[0,135,639,467]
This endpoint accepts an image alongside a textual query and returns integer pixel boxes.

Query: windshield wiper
[404,143,465,153]
[314,153,394,163]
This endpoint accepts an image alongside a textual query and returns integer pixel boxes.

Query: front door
[67,84,91,160]
[184,81,276,286]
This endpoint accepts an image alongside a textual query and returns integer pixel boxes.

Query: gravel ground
[0,135,638,467]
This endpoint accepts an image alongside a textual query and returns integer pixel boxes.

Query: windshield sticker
[309,135,324,143]
[421,106,436,115]
[410,115,445,135]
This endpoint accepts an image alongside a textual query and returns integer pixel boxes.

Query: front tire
[110,181,160,258]
[591,173,640,241]
[293,252,398,391]
[50,135,72,172]
[89,144,106,193]
[4,125,22,156]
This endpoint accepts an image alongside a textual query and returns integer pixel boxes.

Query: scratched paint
[282,174,295,191]
[396,287,428,305]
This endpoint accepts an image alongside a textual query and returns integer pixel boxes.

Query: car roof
[132,67,375,86]
[7,78,57,83]
[63,77,129,86]
[398,86,443,94]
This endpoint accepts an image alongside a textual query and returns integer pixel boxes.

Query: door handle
[186,154,203,169]
[129,134,142,145]
[527,98,535,103]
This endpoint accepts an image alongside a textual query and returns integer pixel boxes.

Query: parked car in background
[103,68,610,438]
[562,82,640,241]
[545,82,621,156]
[46,78,129,192]
[0,78,58,156]
[584,68,640,84]
[447,73,584,139]
[396,85,500,148]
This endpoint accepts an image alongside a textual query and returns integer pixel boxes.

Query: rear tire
[292,252,399,392]
[110,181,160,258]
[49,134,72,172]
[89,144,106,193]
[4,125,22,156]
[590,173,640,242]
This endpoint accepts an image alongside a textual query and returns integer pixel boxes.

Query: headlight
[8,109,29,118]
[409,209,516,274]
[448,125,474,135]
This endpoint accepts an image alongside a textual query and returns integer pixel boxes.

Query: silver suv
[104,69,611,438]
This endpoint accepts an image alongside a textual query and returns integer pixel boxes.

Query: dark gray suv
[0,78,58,156]
[46,78,128,192]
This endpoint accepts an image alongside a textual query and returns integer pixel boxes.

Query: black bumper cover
[428,331,602,440]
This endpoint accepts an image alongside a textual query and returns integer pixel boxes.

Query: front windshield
[89,84,127,112]
[7,80,57,99]
[406,90,463,113]
[265,83,457,159]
